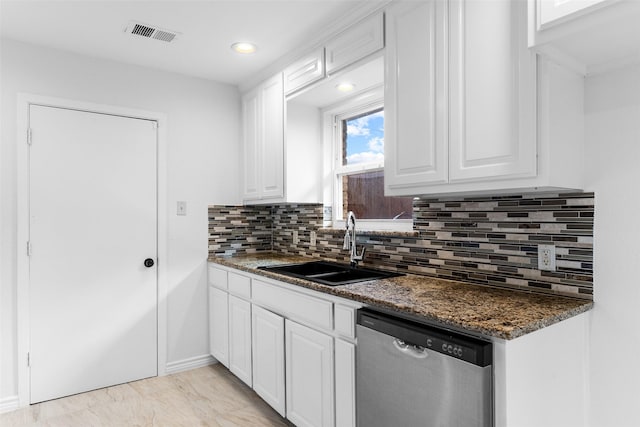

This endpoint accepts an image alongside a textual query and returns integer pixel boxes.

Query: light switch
[177,201,187,216]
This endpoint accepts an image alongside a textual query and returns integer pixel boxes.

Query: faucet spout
[346,211,365,267]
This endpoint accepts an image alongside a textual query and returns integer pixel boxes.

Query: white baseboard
[0,395,20,414]
[164,354,216,375]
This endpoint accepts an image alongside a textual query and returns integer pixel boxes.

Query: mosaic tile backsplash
[208,193,594,299]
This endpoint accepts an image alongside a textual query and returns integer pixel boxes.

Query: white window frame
[322,85,413,232]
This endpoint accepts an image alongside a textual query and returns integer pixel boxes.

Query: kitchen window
[327,89,413,232]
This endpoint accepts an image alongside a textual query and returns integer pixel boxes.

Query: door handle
[144,258,155,268]
[393,339,428,359]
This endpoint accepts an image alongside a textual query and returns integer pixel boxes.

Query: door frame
[16,93,169,407]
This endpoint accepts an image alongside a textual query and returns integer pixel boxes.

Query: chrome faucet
[344,211,366,267]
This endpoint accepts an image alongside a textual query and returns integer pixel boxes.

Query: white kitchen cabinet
[325,12,384,75]
[251,305,286,417]
[448,0,537,183]
[285,319,334,427]
[536,0,611,28]
[334,339,356,427]
[284,47,325,96]
[208,262,359,427]
[528,0,640,76]
[385,0,583,197]
[228,294,252,387]
[494,312,589,427]
[242,73,284,202]
[384,0,448,192]
[209,286,229,367]
[243,72,323,204]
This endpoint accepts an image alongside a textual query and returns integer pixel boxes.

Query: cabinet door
[228,295,252,387]
[284,47,325,95]
[537,0,609,28]
[260,73,285,200]
[325,12,384,74]
[242,89,260,200]
[209,287,229,367]
[448,0,536,183]
[335,339,355,427]
[384,0,448,195]
[252,305,286,417]
[285,320,334,427]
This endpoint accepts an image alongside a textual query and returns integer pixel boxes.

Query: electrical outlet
[538,244,556,271]
[177,201,187,216]
[310,231,317,247]
[292,230,299,245]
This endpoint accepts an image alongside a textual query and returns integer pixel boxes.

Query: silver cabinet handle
[393,339,429,359]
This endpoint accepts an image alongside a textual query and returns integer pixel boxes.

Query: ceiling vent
[125,21,179,43]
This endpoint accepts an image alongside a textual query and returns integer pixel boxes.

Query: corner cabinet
[242,73,285,202]
[385,0,583,197]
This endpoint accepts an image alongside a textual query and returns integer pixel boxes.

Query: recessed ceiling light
[336,82,356,92]
[231,42,257,54]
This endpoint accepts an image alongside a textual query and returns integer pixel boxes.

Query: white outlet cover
[538,244,556,271]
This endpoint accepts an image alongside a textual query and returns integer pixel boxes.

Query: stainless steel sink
[258,261,403,286]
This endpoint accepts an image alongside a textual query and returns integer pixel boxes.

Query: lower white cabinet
[252,305,286,417]
[228,295,252,387]
[285,319,335,427]
[334,339,356,427]
[209,263,358,427]
[209,286,229,367]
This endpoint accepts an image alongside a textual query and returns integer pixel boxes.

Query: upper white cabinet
[325,12,384,75]
[284,47,325,96]
[384,0,448,191]
[242,73,285,202]
[242,72,323,204]
[529,0,640,75]
[385,0,583,197]
[449,0,537,182]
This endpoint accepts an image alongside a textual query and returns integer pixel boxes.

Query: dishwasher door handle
[392,339,429,359]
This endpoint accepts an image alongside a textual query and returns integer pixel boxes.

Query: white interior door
[28,105,158,404]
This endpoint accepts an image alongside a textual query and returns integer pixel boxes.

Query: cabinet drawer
[252,280,333,331]
[334,305,356,339]
[208,266,228,290]
[228,272,251,299]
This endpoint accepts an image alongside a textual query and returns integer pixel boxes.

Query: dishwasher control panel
[357,307,492,367]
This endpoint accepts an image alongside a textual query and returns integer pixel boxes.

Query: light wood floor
[0,364,292,426]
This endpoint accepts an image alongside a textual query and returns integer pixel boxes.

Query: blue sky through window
[344,109,384,165]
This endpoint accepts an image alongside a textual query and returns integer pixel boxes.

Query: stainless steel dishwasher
[356,307,493,427]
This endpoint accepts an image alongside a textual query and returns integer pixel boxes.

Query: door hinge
[152,121,158,130]
[26,241,31,256]
[27,128,32,145]
[27,352,30,367]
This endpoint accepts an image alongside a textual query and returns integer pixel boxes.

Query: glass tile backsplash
[209,192,594,299]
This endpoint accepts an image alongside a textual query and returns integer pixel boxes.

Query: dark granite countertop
[208,253,593,340]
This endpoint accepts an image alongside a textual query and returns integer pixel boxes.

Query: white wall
[584,63,640,427]
[0,39,241,404]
